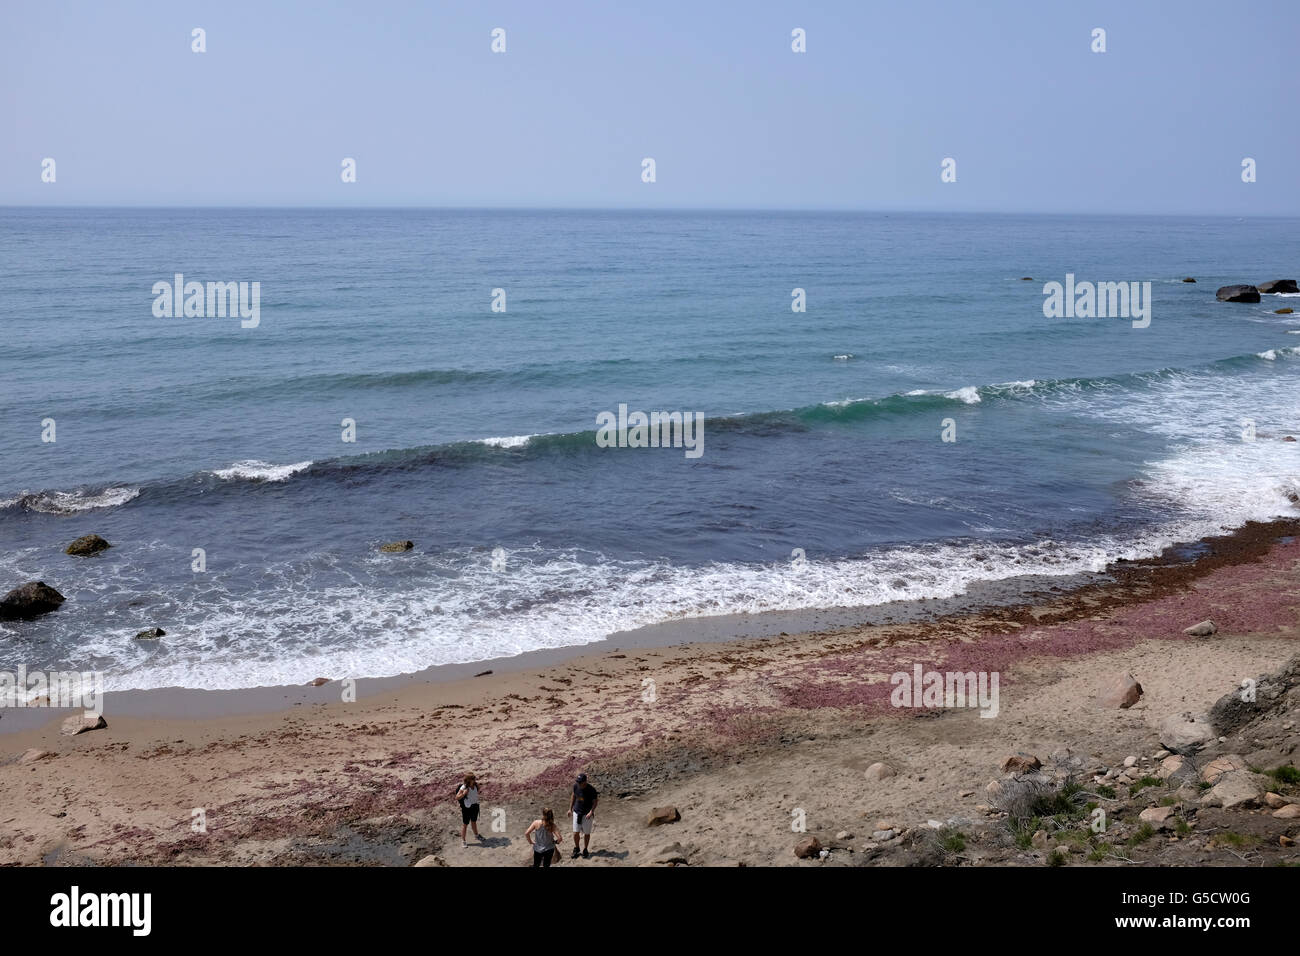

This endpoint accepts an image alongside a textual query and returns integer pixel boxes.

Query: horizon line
[2,204,1295,219]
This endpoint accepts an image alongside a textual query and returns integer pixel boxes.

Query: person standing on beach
[570,773,598,859]
[524,808,562,867]
[456,773,482,847]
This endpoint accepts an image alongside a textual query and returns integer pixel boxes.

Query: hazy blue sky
[2,0,1297,213]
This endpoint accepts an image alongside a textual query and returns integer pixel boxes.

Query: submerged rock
[0,581,66,620]
[65,534,111,556]
[134,627,165,640]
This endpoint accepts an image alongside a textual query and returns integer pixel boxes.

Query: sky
[1,0,1297,213]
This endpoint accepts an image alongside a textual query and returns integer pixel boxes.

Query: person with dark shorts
[524,808,561,867]
[570,772,598,859]
[455,773,482,847]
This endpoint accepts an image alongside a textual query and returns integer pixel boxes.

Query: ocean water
[1,208,1298,690]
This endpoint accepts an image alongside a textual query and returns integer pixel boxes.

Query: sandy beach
[3,518,1299,867]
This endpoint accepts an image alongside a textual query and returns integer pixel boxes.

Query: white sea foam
[212,460,312,482]
[12,486,141,514]
[832,353,854,361]
[945,385,983,404]
[475,435,535,449]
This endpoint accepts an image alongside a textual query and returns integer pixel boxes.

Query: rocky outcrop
[134,627,165,640]
[1208,656,1298,736]
[1216,285,1260,303]
[1258,279,1299,295]
[0,581,66,621]
[379,540,414,553]
[65,534,111,556]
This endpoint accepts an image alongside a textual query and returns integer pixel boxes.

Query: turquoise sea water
[1,208,1298,689]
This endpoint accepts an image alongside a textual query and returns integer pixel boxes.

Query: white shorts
[572,812,594,835]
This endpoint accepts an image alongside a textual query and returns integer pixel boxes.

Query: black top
[573,783,598,816]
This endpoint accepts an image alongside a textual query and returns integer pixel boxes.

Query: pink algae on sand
[773,537,1300,712]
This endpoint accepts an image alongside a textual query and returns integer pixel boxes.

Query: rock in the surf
[1257,279,1298,295]
[1216,284,1260,302]
[379,540,414,553]
[134,627,165,640]
[1182,277,1196,283]
[0,581,66,620]
[65,534,111,557]
[1275,308,1294,314]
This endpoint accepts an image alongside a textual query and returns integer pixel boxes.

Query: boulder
[1273,804,1300,819]
[864,761,896,782]
[793,836,822,859]
[999,753,1042,775]
[65,534,111,557]
[1200,770,1267,809]
[1182,277,1197,283]
[1100,672,1143,709]
[1139,805,1177,829]
[1199,754,1246,785]
[1264,792,1290,809]
[1157,754,1186,779]
[134,627,165,640]
[1182,620,1216,637]
[412,855,445,867]
[1216,285,1260,303]
[307,677,330,687]
[1276,308,1295,315]
[379,540,414,553]
[646,806,681,826]
[0,581,66,621]
[1258,279,1299,295]
[60,714,106,737]
[1158,712,1216,752]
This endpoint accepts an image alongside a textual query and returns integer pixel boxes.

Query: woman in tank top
[524,808,561,867]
